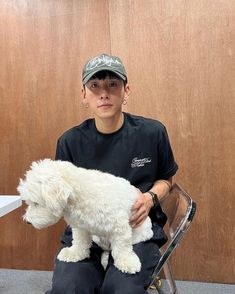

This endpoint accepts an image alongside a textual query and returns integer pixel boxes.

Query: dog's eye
[34,203,39,207]
[25,200,33,206]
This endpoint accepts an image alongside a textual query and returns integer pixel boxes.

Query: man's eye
[91,83,98,88]
[109,82,118,87]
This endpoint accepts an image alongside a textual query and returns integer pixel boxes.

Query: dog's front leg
[57,227,92,262]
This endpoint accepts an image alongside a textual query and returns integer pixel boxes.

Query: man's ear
[82,86,89,107]
[123,83,130,104]
[124,83,130,96]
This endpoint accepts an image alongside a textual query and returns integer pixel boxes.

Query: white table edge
[0,195,22,217]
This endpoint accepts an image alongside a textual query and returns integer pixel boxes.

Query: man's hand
[129,189,153,228]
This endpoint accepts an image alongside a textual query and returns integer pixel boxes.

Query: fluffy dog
[17,159,153,274]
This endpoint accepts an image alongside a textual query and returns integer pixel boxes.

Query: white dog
[17,159,153,274]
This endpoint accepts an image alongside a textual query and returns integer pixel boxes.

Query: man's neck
[95,112,124,134]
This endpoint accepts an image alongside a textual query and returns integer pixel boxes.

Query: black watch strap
[147,191,160,208]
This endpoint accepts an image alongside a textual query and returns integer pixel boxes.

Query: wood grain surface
[0,0,234,283]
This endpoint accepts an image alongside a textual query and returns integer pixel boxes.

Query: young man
[46,53,178,294]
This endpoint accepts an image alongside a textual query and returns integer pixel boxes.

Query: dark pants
[45,240,161,294]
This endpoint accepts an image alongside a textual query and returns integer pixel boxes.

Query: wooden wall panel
[0,0,235,284]
[109,0,235,284]
[0,0,110,270]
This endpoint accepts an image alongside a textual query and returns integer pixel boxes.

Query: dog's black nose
[26,221,32,225]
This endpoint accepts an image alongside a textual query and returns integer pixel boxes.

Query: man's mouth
[98,104,112,108]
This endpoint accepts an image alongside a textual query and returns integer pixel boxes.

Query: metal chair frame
[148,183,197,294]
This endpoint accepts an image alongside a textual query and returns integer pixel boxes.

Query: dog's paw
[114,251,141,274]
[57,247,90,263]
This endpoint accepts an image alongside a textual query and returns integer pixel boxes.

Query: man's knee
[47,259,104,294]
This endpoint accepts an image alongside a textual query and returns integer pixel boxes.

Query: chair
[148,183,197,294]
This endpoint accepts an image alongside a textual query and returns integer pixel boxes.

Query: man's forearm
[142,177,173,210]
[131,177,173,227]
[148,177,173,203]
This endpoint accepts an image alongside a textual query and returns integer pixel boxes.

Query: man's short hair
[86,70,127,86]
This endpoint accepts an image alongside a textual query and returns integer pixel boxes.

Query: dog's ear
[43,179,72,218]
[17,178,24,194]
[17,178,27,199]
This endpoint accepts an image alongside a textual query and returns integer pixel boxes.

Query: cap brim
[82,67,126,85]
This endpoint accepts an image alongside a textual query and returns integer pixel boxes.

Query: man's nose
[100,90,109,100]
[99,86,110,99]
[100,94,109,100]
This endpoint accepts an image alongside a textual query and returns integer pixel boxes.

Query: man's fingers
[132,214,146,228]
[130,206,147,225]
[130,190,150,228]
[132,200,142,210]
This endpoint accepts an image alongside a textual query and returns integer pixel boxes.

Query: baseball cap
[82,53,127,85]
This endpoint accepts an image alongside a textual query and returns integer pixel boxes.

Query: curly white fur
[17,159,153,274]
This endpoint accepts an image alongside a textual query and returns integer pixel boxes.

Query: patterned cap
[82,53,127,85]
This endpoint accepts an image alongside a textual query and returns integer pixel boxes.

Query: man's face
[82,76,130,119]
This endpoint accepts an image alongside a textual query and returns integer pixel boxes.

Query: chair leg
[162,261,178,294]
[154,281,165,294]
[149,276,165,294]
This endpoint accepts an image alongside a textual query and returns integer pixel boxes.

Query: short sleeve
[55,138,73,162]
[156,126,178,179]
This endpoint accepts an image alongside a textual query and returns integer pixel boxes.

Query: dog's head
[17,159,73,229]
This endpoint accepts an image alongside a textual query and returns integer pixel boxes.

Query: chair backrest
[150,183,196,284]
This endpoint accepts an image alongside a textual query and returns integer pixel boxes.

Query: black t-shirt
[56,112,178,246]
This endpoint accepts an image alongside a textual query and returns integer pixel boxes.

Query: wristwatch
[147,191,160,208]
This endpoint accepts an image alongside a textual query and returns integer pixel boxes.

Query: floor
[0,269,235,294]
